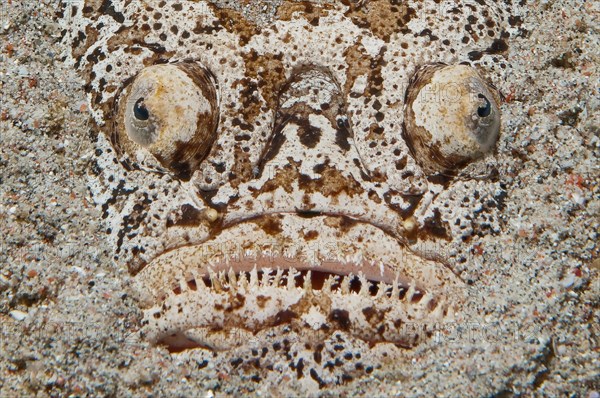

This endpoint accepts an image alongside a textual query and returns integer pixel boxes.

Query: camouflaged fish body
[60,0,521,382]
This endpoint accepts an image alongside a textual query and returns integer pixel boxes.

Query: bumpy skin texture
[60,0,522,389]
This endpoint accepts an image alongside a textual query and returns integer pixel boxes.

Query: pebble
[561,271,584,289]
[9,310,28,321]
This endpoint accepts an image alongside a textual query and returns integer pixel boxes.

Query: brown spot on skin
[382,190,423,219]
[82,0,103,16]
[298,165,365,198]
[345,0,416,42]
[362,306,386,327]
[313,344,324,364]
[297,122,322,148]
[228,146,254,189]
[365,48,386,98]
[166,204,203,228]
[226,293,246,312]
[238,50,287,123]
[260,161,301,195]
[366,123,386,141]
[328,309,351,330]
[72,25,100,65]
[272,310,298,326]
[322,215,358,234]
[255,215,284,235]
[339,216,358,233]
[276,2,333,22]
[304,230,319,240]
[343,44,373,95]
[232,78,263,129]
[256,295,271,309]
[367,190,381,204]
[212,7,260,46]
[420,208,451,241]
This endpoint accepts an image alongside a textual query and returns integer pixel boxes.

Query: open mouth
[133,214,461,352]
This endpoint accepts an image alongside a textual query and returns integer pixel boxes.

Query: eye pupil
[477,94,492,118]
[133,98,149,121]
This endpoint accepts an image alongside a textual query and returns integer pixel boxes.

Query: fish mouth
[133,213,463,352]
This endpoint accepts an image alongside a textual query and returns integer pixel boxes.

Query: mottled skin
[60,0,523,390]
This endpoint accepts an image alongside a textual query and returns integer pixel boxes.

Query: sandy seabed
[0,1,598,397]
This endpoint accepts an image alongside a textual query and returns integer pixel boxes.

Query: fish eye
[114,62,220,180]
[403,64,501,174]
[477,94,492,118]
[133,98,149,121]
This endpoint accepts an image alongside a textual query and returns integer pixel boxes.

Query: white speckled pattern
[59,0,525,389]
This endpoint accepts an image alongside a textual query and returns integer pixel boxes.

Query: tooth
[261,268,273,287]
[304,271,312,290]
[376,282,389,300]
[341,274,350,294]
[418,292,433,308]
[322,274,335,293]
[405,282,416,302]
[192,269,209,291]
[391,273,400,299]
[249,266,259,287]
[238,272,249,290]
[359,273,370,296]
[227,268,237,288]
[273,268,283,287]
[430,298,446,319]
[285,269,295,290]
[178,276,188,293]
[219,271,227,288]
[208,268,222,292]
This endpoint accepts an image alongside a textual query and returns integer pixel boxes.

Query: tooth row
[168,266,439,309]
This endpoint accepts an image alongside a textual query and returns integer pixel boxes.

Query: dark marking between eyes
[256,122,287,176]
[296,118,323,148]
